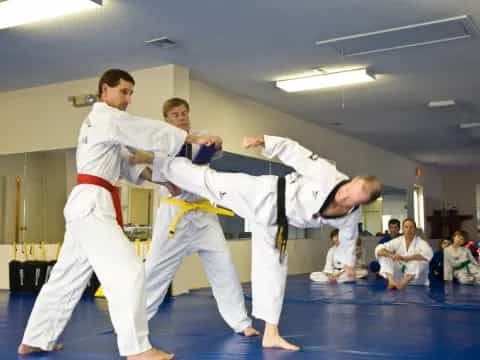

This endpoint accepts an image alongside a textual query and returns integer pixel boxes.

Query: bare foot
[18,343,63,355]
[386,274,398,290]
[396,282,407,290]
[396,276,414,290]
[387,279,398,290]
[243,326,260,337]
[262,323,300,351]
[127,348,174,360]
[262,334,300,351]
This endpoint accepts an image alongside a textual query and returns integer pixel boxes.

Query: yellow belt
[160,197,235,239]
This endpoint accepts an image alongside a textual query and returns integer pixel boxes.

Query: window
[413,184,425,230]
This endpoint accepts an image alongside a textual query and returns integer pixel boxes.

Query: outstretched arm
[243,135,339,180]
[129,134,223,166]
[137,166,182,196]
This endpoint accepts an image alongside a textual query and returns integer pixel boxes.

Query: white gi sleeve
[334,210,360,267]
[88,106,186,155]
[151,152,169,183]
[443,248,454,281]
[375,236,401,258]
[322,247,335,274]
[261,135,340,181]
[418,240,434,262]
[119,147,147,185]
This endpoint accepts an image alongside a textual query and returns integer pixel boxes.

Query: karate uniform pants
[378,257,430,286]
[21,212,151,356]
[310,270,357,283]
[145,206,251,332]
[453,265,480,284]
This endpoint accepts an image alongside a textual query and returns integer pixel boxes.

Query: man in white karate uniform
[375,218,433,289]
[18,69,216,360]
[143,98,258,336]
[130,134,382,351]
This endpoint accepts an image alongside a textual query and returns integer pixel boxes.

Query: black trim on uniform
[317,179,359,219]
[276,176,289,263]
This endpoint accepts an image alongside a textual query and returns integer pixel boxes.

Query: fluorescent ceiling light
[428,100,456,108]
[276,68,375,93]
[459,122,480,129]
[0,0,102,30]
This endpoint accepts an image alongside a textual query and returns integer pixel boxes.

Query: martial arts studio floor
[1,275,479,359]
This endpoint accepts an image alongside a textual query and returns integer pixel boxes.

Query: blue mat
[1,275,479,359]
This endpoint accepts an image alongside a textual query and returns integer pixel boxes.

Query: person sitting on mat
[375,218,433,289]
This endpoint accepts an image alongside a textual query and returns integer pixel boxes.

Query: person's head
[98,69,135,111]
[330,228,339,247]
[451,230,466,247]
[402,218,416,240]
[163,97,191,132]
[388,218,401,238]
[440,239,451,250]
[336,176,382,208]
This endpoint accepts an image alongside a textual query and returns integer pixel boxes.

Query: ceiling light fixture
[275,68,375,93]
[459,122,480,129]
[427,100,456,108]
[0,0,103,30]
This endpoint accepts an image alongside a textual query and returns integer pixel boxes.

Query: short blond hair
[162,97,190,118]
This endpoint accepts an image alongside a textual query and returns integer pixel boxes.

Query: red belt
[77,174,124,228]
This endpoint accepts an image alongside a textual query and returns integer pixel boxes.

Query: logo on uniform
[219,191,227,199]
[309,153,319,161]
[312,190,319,199]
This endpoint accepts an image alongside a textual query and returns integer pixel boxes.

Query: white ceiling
[1,0,480,168]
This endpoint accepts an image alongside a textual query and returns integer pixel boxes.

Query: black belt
[275,176,289,263]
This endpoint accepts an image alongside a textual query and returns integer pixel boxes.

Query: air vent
[145,36,177,48]
[315,15,478,56]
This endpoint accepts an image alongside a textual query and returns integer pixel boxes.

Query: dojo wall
[440,170,480,240]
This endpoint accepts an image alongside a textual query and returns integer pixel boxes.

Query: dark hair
[388,218,401,227]
[330,228,339,239]
[163,97,190,118]
[98,69,135,97]
[402,218,416,228]
[440,239,451,250]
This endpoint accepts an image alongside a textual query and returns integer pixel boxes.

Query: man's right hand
[186,134,222,146]
[242,136,265,149]
[163,182,182,196]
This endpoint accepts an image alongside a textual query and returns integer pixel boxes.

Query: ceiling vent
[145,36,177,48]
[315,15,478,56]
